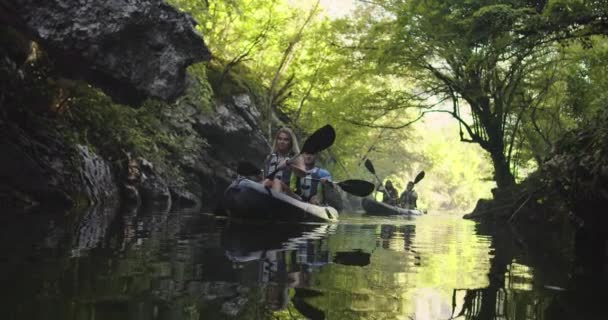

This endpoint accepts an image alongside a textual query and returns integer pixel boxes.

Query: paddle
[364,159,383,186]
[266,124,336,179]
[364,159,385,199]
[309,178,375,197]
[237,161,373,197]
[413,170,425,185]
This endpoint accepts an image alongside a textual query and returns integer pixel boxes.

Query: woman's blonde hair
[272,127,300,154]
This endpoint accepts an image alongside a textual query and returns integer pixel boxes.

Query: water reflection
[0,209,606,319]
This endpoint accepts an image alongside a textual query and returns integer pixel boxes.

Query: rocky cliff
[0,0,271,213]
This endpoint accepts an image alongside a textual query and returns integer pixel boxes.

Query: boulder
[2,0,211,105]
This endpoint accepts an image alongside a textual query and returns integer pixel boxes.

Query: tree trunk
[476,103,516,189]
[489,148,516,189]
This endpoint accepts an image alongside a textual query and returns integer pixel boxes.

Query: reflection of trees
[451,219,524,319]
[451,222,576,320]
[544,213,608,320]
[303,220,495,319]
[8,209,597,319]
[2,210,245,320]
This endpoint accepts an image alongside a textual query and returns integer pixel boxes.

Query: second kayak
[361,198,423,216]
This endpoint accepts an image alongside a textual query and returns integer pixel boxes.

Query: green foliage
[421,121,495,212]
[164,0,605,209]
[182,62,215,114]
[165,0,500,210]
[542,105,608,205]
[55,70,213,183]
[58,84,168,170]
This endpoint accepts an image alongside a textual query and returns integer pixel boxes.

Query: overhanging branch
[343,112,425,129]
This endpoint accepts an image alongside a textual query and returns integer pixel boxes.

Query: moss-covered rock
[1,24,276,213]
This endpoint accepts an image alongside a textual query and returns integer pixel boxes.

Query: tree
[338,0,607,188]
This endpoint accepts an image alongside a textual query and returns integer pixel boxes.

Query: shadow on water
[0,206,607,319]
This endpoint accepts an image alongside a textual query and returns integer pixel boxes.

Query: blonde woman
[263,127,306,195]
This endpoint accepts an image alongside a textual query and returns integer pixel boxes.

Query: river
[0,208,605,319]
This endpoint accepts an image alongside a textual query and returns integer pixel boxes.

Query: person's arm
[282,180,302,200]
[318,169,332,180]
[382,192,390,203]
[315,180,326,205]
[312,169,332,204]
[288,156,307,178]
[318,169,332,187]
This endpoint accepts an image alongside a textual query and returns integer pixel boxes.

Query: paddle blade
[364,159,376,174]
[237,161,262,176]
[301,124,336,154]
[414,171,425,184]
[337,179,375,197]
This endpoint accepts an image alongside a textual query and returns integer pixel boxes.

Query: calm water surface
[0,208,604,319]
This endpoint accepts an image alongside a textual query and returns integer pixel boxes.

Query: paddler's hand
[320,178,334,188]
[277,158,290,169]
[262,178,273,188]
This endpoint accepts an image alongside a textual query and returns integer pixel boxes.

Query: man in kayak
[292,151,333,205]
[263,127,306,195]
[378,180,399,206]
[399,181,418,209]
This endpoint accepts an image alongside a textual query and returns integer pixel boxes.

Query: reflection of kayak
[223,224,336,261]
[222,179,339,223]
[221,222,336,253]
[361,198,423,216]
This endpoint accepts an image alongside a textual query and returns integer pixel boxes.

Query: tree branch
[342,112,425,129]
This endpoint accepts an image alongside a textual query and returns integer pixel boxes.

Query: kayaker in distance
[399,181,418,209]
[263,127,306,195]
[377,180,399,206]
[292,152,333,205]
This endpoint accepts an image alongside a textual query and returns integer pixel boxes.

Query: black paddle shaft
[309,178,375,197]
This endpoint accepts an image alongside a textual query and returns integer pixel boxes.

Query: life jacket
[295,167,322,202]
[265,152,293,184]
[383,188,399,206]
[400,190,418,208]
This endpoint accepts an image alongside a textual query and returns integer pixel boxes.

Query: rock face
[76,145,119,204]
[3,0,211,105]
[160,91,270,211]
[0,121,120,208]
[194,93,269,166]
[0,1,276,213]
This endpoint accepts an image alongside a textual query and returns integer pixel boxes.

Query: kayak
[361,198,423,216]
[222,178,339,223]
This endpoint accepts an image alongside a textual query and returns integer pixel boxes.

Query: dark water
[0,208,605,320]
